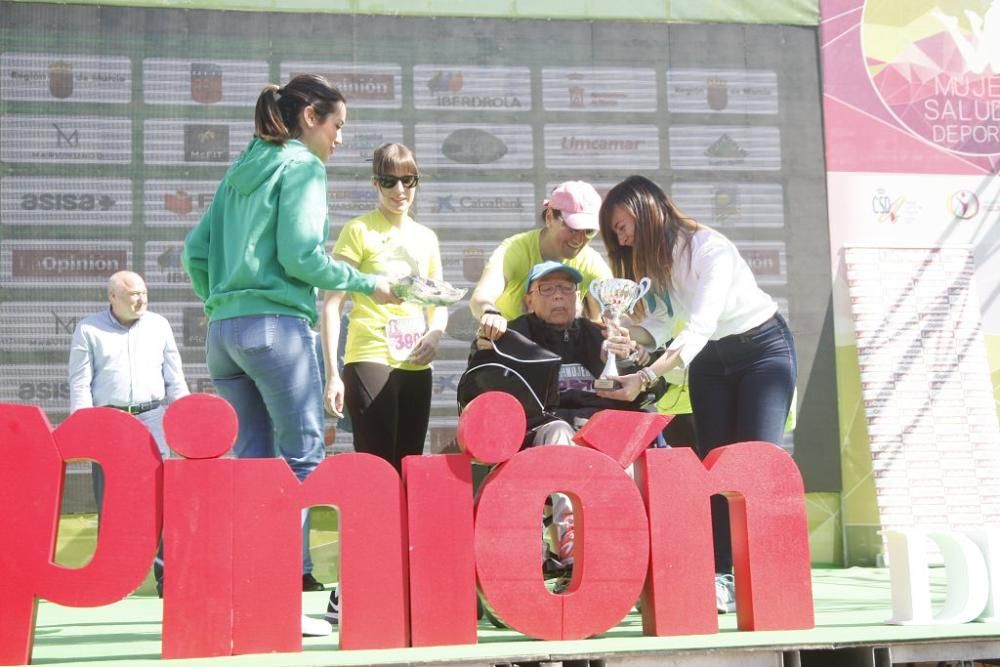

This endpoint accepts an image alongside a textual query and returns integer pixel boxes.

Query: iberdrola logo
[862,0,1000,159]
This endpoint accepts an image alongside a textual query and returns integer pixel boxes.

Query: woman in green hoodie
[182,75,396,612]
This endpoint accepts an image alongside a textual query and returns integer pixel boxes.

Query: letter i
[160,394,239,659]
[403,453,477,646]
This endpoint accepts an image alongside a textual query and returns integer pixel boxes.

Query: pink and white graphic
[822,0,1000,174]
[863,0,1000,157]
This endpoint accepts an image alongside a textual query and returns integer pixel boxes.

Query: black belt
[721,313,781,342]
[107,400,162,415]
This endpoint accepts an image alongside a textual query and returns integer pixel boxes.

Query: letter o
[475,446,649,640]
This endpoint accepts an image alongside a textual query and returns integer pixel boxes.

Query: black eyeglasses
[376,174,419,189]
[531,283,578,297]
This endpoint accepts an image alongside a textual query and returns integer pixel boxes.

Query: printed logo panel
[0,301,202,353]
[1,177,132,226]
[1,240,132,287]
[1,365,73,413]
[328,180,378,226]
[280,62,402,109]
[182,363,219,397]
[0,115,131,164]
[143,120,254,165]
[142,58,270,106]
[439,240,500,287]
[145,180,218,227]
[0,53,131,103]
[670,182,785,229]
[544,124,659,170]
[415,181,536,229]
[669,126,782,171]
[441,300,480,347]
[734,241,787,286]
[666,69,779,114]
[431,359,468,408]
[337,122,405,168]
[413,66,532,111]
[542,67,657,112]
[415,124,533,170]
[143,241,198,290]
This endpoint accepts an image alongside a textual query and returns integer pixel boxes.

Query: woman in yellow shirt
[320,143,447,472]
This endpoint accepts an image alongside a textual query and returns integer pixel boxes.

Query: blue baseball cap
[525,261,583,293]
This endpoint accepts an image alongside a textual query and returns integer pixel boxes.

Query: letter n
[0,404,162,665]
[635,442,814,634]
[230,453,409,653]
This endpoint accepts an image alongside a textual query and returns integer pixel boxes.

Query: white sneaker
[301,614,332,637]
[715,574,736,614]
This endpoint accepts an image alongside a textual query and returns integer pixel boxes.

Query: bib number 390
[386,316,427,362]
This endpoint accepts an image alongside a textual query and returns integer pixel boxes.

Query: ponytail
[253,74,346,145]
[254,84,289,143]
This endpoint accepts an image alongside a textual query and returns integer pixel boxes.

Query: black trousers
[343,362,432,473]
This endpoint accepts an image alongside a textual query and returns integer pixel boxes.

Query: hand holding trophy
[589,277,652,390]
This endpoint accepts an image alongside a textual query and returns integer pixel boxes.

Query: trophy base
[593,377,622,391]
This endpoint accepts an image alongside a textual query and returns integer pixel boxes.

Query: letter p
[0,404,162,665]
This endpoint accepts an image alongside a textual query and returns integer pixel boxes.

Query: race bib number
[386,315,427,362]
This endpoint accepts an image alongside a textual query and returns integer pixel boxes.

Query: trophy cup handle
[628,277,652,314]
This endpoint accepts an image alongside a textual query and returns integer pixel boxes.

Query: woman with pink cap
[470,180,612,340]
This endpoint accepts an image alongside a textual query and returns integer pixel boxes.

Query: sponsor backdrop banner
[820,0,1000,564]
[0,4,837,495]
[3,0,820,25]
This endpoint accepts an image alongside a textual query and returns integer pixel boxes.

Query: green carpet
[26,568,1000,666]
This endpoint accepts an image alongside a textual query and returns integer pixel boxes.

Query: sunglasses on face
[376,174,419,189]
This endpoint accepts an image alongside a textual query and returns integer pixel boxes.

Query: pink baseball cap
[543,180,601,231]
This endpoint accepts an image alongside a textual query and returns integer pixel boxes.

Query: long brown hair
[254,74,346,145]
[598,175,699,294]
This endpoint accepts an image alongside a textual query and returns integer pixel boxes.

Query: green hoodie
[182,137,375,326]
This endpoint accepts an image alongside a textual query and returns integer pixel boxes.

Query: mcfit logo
[190,63,223,104]
[184,124,229,162]
[441,129,507,164]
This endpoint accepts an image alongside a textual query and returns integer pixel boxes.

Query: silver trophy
[589,277,652,390]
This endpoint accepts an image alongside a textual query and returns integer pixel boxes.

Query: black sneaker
[302,573,325,592]
[324,585,339,625]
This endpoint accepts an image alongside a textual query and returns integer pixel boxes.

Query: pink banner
[820,0,1000,175]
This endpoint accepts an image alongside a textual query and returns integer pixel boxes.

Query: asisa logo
[20,192,116,211]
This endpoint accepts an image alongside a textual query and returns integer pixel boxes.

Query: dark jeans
[688,313,797,575]
[343,362,432,473]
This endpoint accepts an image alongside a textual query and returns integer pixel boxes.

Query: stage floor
[27,568,1000,666]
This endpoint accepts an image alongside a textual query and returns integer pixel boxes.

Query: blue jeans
[207,314,326,575]
[687,313,797,574]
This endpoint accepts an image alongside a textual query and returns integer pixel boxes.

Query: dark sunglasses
[376,174,419,189]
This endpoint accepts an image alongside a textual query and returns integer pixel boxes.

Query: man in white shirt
[68,270,189,596]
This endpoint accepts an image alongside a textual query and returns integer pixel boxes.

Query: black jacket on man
[507,313,647,424]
